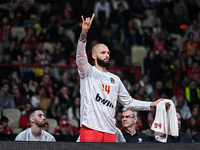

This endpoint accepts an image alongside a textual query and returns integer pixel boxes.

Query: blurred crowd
[0,0,200,141]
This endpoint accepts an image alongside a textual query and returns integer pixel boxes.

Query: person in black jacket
[121,108,150,143]
[154,112,193,143]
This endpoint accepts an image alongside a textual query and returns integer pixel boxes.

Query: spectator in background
[115,111,123,130]
[153,81,165,99]
[152,18,163,38]
[40,2,52,28]
[187,106,200,129]
[4,40,21,64]
[179,50,193,70]
[42,64,58,87]
[34,41,52,65]
[143,9,161,28]
[31,85,51,114]
[19,55,34,80]
[175,7,190,36]
[19,42,32,64]
[184,20,200,43]
[9,71,21,86]
[56,71,70,92]
[19,103,32,130]
[46,14,59,41]
[67,96,80,128]
[0,123,3,134]
[0,116,13,134]
[12,84,28,110]
[58,86,72,113]
[174,91,192,120]
[15,108,56,141]
[54,113,79,136]
[112,0,129,10]
[14,1,37,27]
[20,26,41,51]
[56,120,78,136]
[160,7,178,33]
[144,50,155,75]
[174,0,188,17]
[122,79,132,94]
[46,96,62,123]
[172,59,188,92]
[154,112,193,143]
[60,1,77,28]
[139,74,155,99]
[55,26,74,58]
[183,32,200,61]
[150,49,171,87]
[40,73,54,98]
[129,0,145,20]
[134,87,148,101]
[185,0,199,22]
[191,126,200,142]
[0,52,18,80]
[124,19,139,57]
[93,0,111,41]
[94,0,111,27]
[110,2,130,43]
[0,14,20,56]
[0,82,15,112]
[186,116,199,136]
[147,107,156,129]
[187,62,200,84]
[21,79,34,102]
[42,122,49,133]
[185,80,200,111]
[121,108,150,143]
[51,41,66,64]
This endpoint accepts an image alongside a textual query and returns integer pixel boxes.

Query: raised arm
[76,14,95,78]
[80,13,95,42]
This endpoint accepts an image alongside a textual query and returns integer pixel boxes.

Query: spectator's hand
[81,13,95,33]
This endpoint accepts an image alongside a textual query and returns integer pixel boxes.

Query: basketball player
[15,108,56,141]
[77,13,163,142]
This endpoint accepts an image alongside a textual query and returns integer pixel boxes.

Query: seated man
[121,108,150,143]
[15,108,56,141]
[154,112,193,143]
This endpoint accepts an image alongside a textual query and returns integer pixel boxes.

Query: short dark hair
[1,82,9,88]
[1,116,9,123]
[27,108,41,121]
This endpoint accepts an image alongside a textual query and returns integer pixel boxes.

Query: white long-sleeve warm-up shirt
[76,41,152,134]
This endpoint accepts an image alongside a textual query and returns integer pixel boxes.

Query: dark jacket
[121,129,150,143]
[154,130,193,143]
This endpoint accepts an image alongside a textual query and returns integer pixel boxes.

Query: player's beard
[35,118,45,127]
[97,56,110,67]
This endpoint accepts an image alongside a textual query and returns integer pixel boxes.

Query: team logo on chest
[110,77,115,84]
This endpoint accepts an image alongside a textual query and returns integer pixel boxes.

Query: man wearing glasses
[121,108,150,143]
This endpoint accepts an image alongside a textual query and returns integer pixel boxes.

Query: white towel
[151,99,179,142]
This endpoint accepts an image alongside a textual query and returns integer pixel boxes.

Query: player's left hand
[150,98,170,107]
